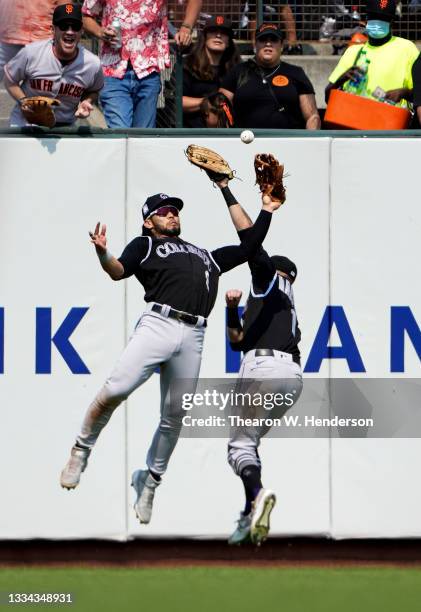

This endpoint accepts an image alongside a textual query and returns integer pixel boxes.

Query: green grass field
[1,567,421,612]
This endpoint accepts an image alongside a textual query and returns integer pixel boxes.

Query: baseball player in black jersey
[215,179,303,545]
[60,191,281,525]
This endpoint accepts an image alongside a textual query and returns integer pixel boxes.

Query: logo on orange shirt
[272,75,289,87]
[66,4,73,14]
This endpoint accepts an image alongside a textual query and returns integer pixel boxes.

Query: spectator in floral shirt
[82,0,202,128]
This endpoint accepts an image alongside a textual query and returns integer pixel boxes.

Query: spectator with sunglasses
[4,3,104,127]
[220,23,320,130]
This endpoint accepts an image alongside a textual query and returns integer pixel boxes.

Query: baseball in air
[240,130,255,144]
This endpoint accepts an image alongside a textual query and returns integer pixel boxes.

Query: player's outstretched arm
[211,195,280,274]
[89,222,124,280]
[216,177,253,232]
[225,290,244,346]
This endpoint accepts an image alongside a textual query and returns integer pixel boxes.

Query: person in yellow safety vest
[325,0,419,108]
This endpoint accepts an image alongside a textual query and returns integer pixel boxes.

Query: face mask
[366,19,390,39]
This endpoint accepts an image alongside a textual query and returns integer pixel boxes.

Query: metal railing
[168,1,421,43]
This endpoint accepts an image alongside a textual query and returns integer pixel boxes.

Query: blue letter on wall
[391,306,421,372]
[36,307,90,374]
[304,306,365,373]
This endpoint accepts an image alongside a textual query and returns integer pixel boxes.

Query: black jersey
[231,242,301,359]
[117,210,272,319]
[221,59,315,129]
[183,65,222,128]
[118,236,220,317]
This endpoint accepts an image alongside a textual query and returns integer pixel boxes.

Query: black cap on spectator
[203,15,233,35]
[366,0,396,22]
[142,193,184,220]
[53,3,83,24]
[271,255,297,281]
[255,23,283,41]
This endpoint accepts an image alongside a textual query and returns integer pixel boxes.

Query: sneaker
[250,488,276,545]
[228,512,252,545]
[131,469,160,524]
[60,445,91,489]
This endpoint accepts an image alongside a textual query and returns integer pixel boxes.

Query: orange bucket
[324,89,411,130]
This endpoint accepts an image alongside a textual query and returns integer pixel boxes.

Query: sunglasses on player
[56,21,83,32]
[152,206,180,218]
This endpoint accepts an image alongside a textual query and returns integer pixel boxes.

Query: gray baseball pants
[228,350,303,476]
[76,304,205,475]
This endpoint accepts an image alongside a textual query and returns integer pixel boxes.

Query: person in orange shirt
[0,0,67,81]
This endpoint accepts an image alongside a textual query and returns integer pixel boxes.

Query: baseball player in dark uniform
[215,178,302,545]
[60,190,282,525]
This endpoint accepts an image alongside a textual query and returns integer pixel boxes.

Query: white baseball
[240,130,255,144]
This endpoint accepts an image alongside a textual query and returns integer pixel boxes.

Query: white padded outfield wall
[0,134,420,540]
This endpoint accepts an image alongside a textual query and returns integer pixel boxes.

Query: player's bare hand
[262,194,282,211]
[225,290,242,308]
[75,100,94,118]
[89,222,107,252]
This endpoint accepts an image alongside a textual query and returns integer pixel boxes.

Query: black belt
[152,304,207,327]
[254,348,300,365]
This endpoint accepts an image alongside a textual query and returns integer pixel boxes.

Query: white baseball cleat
[250,488,276,545]
[228,512,252,546]
[131,469,160,524]
[60,445,91,489]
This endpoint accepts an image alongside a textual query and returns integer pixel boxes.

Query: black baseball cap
[366,0,396,22]
[142,193,184,220]
[255,23,283,41]
[53,3,83,25]
[204,15,233,35]
[271,255,297,282]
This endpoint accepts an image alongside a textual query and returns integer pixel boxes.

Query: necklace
[261,63,281,84]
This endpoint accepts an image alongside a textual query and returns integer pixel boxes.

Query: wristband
[227,306,241,329]
[98,250,113,264]
[18,97,27,106]
[221,185,238,208]
[180,23,193,31]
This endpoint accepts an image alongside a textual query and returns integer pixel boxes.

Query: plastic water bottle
[346,50,370,96]
[354,54,370,96]
[110,18,122,50]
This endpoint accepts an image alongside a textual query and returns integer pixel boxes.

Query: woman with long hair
[183,15,240,128]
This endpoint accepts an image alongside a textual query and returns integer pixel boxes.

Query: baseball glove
[20,96,61,128]
[254,153,286,203]
[186,144,235,182]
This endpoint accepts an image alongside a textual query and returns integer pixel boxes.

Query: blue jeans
[100,69,161,128]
